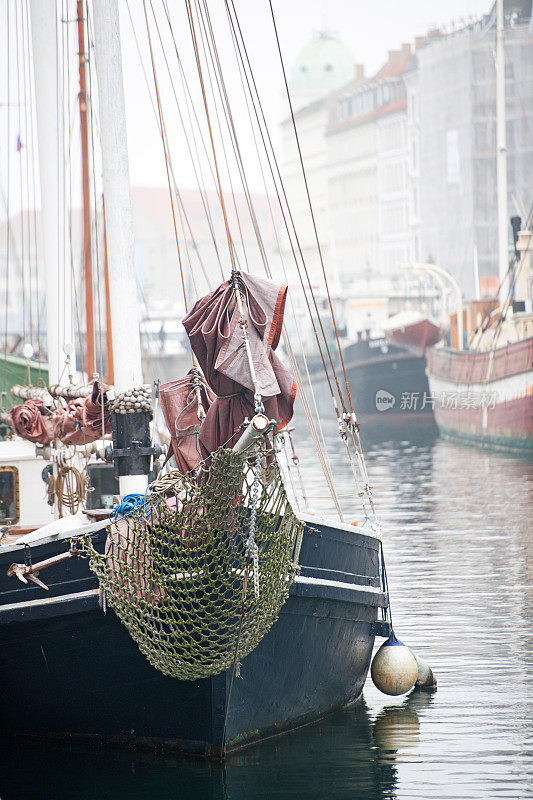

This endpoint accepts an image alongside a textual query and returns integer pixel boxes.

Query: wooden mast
[77,0,95,380]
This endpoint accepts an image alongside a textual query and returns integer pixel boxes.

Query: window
[0,467,19,524]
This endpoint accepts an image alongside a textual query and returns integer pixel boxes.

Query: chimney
[401,43,412,57]
[354,63,365,81]
[387,49,402,66]
[414,35,426,51]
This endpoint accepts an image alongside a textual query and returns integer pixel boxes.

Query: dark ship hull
[0,514,388,756]
[304,337,433,420]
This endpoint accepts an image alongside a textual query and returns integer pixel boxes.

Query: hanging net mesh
[81,448,303,680]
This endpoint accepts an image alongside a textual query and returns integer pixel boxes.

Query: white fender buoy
[371,631,418,696]
[410,649,437,689]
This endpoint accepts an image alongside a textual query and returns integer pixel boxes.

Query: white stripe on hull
[427,369,533,405]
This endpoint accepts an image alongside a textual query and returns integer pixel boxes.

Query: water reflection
[373,688,436,763]
[0,691,442,800]
[0,699,400,800]
[1,423,531,799]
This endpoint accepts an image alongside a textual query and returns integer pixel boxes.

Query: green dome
[290,34,355,93]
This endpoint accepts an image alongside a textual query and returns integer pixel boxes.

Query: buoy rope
[379,539,393,629]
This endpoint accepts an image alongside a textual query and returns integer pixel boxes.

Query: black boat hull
[0,516,388,755]
[304,338,433,419]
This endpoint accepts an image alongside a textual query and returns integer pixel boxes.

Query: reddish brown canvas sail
[51,382,111,446]
[159,371,215,473]
[51,397,87,445]
[182,273,296,455]
[10,399,54,445]
[82,381,112,437]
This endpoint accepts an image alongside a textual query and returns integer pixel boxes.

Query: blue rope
[110,493,149,521]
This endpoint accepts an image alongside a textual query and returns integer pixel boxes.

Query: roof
[0,188,280,254]
[129,188,279,247]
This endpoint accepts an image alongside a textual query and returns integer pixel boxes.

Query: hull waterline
[0,515,388,756]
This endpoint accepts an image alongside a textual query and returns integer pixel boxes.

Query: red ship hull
[386,319,444,356]
[425,338,533,452]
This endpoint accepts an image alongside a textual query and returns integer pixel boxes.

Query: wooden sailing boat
[0,0,397,756]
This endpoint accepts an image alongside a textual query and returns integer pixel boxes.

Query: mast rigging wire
[3,0,11,396]
[160,0,228,279]
[219,3,339,504]
[184,0,238,276]
[14,2,27,349]
[142,0,190,319]
[24,0,43,370]
[266,0,357,425]
[223,0,346,418]
[125,0,217,291]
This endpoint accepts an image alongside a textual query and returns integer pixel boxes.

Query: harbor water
[0,418,531,800]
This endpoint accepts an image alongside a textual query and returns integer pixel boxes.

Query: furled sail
[159,370,215,473]
[9,382,111,446]
[51,382,112,445]
[182,272,296,456]
[9,399,54,445]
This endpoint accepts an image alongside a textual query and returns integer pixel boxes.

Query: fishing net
[81,448,303,680]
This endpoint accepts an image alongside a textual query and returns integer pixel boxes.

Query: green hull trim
[438,424,533,455]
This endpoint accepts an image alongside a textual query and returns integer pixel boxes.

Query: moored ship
[0,0,401,759]
[426,229,533,452]
[305,326,439,421]
[425,2,532,455]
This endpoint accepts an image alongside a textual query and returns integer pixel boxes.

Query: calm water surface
[1,420,531,800]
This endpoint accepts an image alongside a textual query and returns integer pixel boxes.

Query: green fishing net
[81,448,303,680]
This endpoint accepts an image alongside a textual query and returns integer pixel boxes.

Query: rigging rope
[142,0,207,422]
[266,0,358,425]
[184,0,238,275]
[224,0,346,417]
[25,0,43,370]
[124,0,215,291]
[160,0,226,280]
[3,0,11,397]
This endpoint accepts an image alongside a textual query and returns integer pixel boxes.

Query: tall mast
[29,0,62,384]
[496,0,508,298]
[103,203,114,384]
[92,0,147,494]
[77,0,95,379]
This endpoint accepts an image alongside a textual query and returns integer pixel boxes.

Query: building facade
[415,18,533,297]
[279,33,362,287]
[280,4,533,305]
